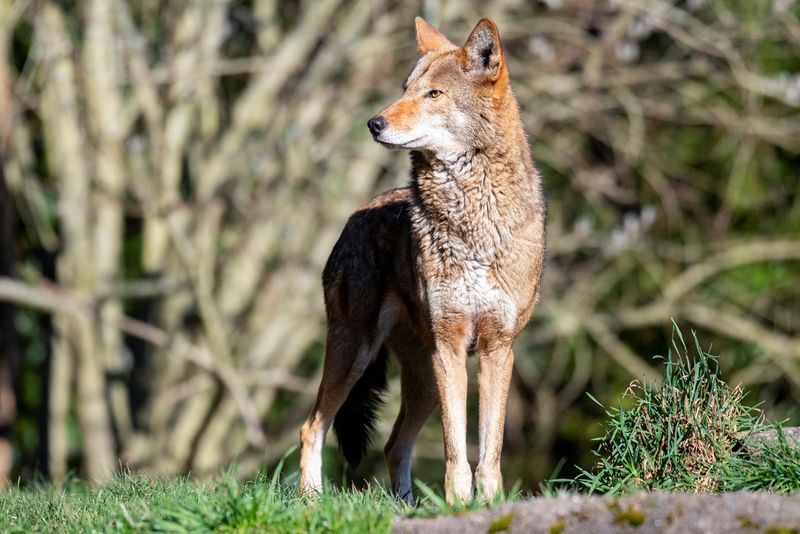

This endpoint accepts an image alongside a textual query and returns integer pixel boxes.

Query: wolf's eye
[427,89,443,98]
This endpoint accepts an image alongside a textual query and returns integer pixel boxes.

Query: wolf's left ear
[463,18,504,81]
[415,17,454,55]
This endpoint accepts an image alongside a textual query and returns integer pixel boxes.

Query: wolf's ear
[462,18,504,81]
[415,17,453,55]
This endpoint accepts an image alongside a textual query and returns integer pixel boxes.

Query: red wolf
[299,16,546,504]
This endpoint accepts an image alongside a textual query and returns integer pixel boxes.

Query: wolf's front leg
[475,345,514,502]
[431,336,471,503]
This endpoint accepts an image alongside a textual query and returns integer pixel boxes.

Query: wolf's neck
[409,144,540,251]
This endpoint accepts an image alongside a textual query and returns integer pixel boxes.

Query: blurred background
[0,0,798,492]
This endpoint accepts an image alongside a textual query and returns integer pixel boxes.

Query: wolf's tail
[333,346,389,468]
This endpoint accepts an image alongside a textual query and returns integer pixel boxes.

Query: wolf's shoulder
[360,187,413,210]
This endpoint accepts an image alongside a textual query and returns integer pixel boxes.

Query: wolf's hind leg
[299,326,375,495]
[384,340,438,504]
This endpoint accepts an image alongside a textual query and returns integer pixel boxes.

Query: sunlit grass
[0,458,524,533]
[0,472,400,534]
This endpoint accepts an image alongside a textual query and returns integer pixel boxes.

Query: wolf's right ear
[415,17,453,55]
[463,18,504,81]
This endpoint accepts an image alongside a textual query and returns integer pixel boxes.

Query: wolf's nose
[367,115,387,136]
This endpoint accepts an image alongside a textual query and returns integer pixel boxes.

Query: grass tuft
[561,324,800,495]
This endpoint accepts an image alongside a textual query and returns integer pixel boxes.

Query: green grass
[0,464,524,533]
[0,472,402,533]
[721,428,800,493]
[559,324,800,495]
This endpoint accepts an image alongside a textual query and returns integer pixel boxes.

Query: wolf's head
[368,17,513,158]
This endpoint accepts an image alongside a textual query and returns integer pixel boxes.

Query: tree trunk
[37,4,116,483]
[0,0,18,490]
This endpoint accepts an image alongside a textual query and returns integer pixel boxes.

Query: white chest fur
[427,259,518,340]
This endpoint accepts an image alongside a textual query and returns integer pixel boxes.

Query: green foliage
[560,325,800,495]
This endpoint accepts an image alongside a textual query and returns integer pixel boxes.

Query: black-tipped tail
[333,346,389,468]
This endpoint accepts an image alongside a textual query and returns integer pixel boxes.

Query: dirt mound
[393,491,800,534]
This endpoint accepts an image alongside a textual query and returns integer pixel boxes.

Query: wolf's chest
[426,259,518,332]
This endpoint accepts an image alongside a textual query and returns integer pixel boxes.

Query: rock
[392,491,800,534]
[750,426,800,447]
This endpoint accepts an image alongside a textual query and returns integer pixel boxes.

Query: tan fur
[299,17,546,504]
